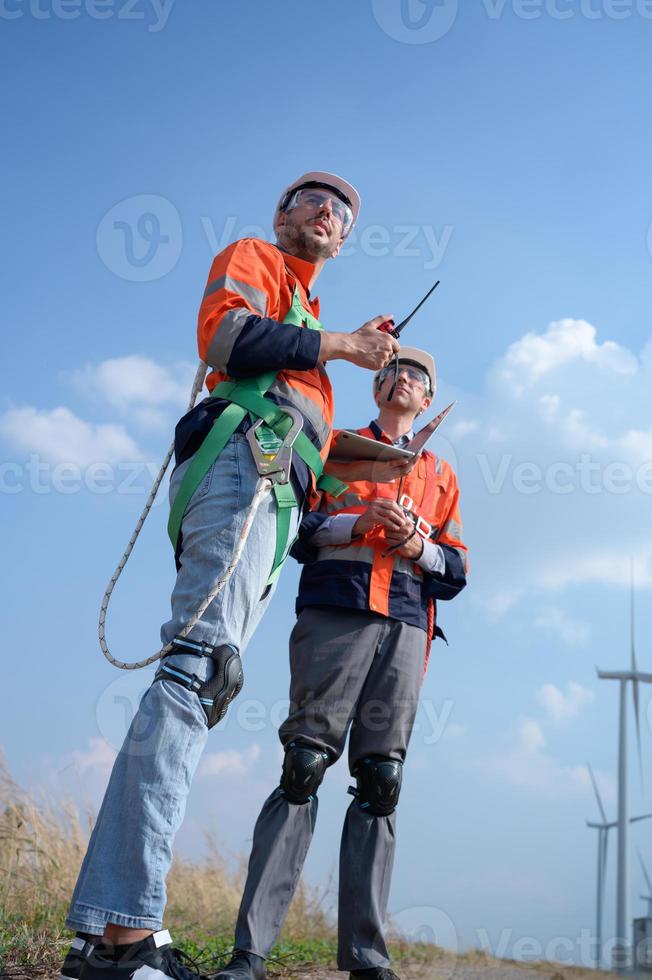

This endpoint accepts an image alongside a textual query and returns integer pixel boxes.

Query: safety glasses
[286,188,353,235]
[378,363,430,393]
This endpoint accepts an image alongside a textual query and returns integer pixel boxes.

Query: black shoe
[349,969,401,980]
[59,935,99,980]
[80,930,205,980]
[211,950,266,980]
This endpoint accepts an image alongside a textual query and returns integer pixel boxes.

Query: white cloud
[69,737,117,777]
[536,681,594,725]
[54,737,117,808]
[484,717,607,799]
[481,681,608,802]
[454,318,652,606]
[533,607,590,648]
[0,405,144,466]
[198,744,261,778]
[441,722,467,741]
[449,418,479,439]
[499,318,637,386]
[71,355,197,430]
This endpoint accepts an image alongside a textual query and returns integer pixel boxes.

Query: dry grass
[0,758,336,974]
[0,761,620,979]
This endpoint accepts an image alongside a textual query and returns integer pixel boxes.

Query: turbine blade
[587,761,608,824]
[629,562,644,789]
[631,560,637,673]
[638,847,652,895]
[633,677,643,786]
[602,830,609,903]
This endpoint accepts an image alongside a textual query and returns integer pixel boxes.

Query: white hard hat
[273,171,361,237]
[375,346,437,397]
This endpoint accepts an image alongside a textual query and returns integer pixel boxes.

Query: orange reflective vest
[197,238,335,488]
[296,424,468,634]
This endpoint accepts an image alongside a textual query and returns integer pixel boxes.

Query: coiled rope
[97,361,273,670]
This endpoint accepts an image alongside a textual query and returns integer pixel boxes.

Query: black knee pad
[196,644,244,728]
[280,741,329,804]
[155,640,244,730]
[350,755,403,816]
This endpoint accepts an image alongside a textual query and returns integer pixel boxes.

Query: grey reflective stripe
[317,544,376,564]
[203,275,268,316]
[451,545,467,564]
[315,545,423,580]
[268,378,330,448]
[435,457,443,475]
[205,308,253,371]
[325,492,366,514]
[442,518,463,541]
[394,556,424,580]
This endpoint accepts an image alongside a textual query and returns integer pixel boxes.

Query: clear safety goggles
[378,363,431,393]
[286,187,354,235]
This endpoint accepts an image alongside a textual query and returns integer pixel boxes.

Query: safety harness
[98,278,345,673]
[167,283,345,587]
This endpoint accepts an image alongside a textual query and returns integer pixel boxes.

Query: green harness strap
[167,284,346,585]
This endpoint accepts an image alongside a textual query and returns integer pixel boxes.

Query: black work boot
[349,969,401,980]
[59,934,99,980]
[79,929,206,980]
[211,950,266,980]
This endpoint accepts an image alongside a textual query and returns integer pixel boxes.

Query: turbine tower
[596,571,652,972]
[638,848,652,918]
[586,764,652,970]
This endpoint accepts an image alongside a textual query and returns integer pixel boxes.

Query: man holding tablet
[216,348,467,980]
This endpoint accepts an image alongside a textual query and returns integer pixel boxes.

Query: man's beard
[283,224,335,260]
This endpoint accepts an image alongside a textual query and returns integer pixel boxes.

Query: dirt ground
[266,952,621,980]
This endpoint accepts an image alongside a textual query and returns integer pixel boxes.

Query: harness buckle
[246,407,303,484]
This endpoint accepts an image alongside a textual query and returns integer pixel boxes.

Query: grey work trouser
[234,607,426,972]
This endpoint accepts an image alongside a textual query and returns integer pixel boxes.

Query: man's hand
[384,526,425,560]
[324,455,418,485]
[319,315,399,370]
[366,455,419,483]
[353,498,411,537]
[353,499,425,561]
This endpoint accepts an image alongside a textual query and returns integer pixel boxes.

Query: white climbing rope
[97,361,274,671]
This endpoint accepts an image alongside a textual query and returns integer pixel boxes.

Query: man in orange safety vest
[217,347,467,980]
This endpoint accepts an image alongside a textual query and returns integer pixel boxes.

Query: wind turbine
[596,570,652,972]
[638,849,652,918]
[586,764,652,970]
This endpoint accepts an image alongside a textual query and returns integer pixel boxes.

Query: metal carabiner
[246,407,304,484]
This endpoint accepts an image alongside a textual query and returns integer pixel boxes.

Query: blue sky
[3,0,652,968]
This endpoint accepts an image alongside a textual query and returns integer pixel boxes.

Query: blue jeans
[66,433,298,933]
